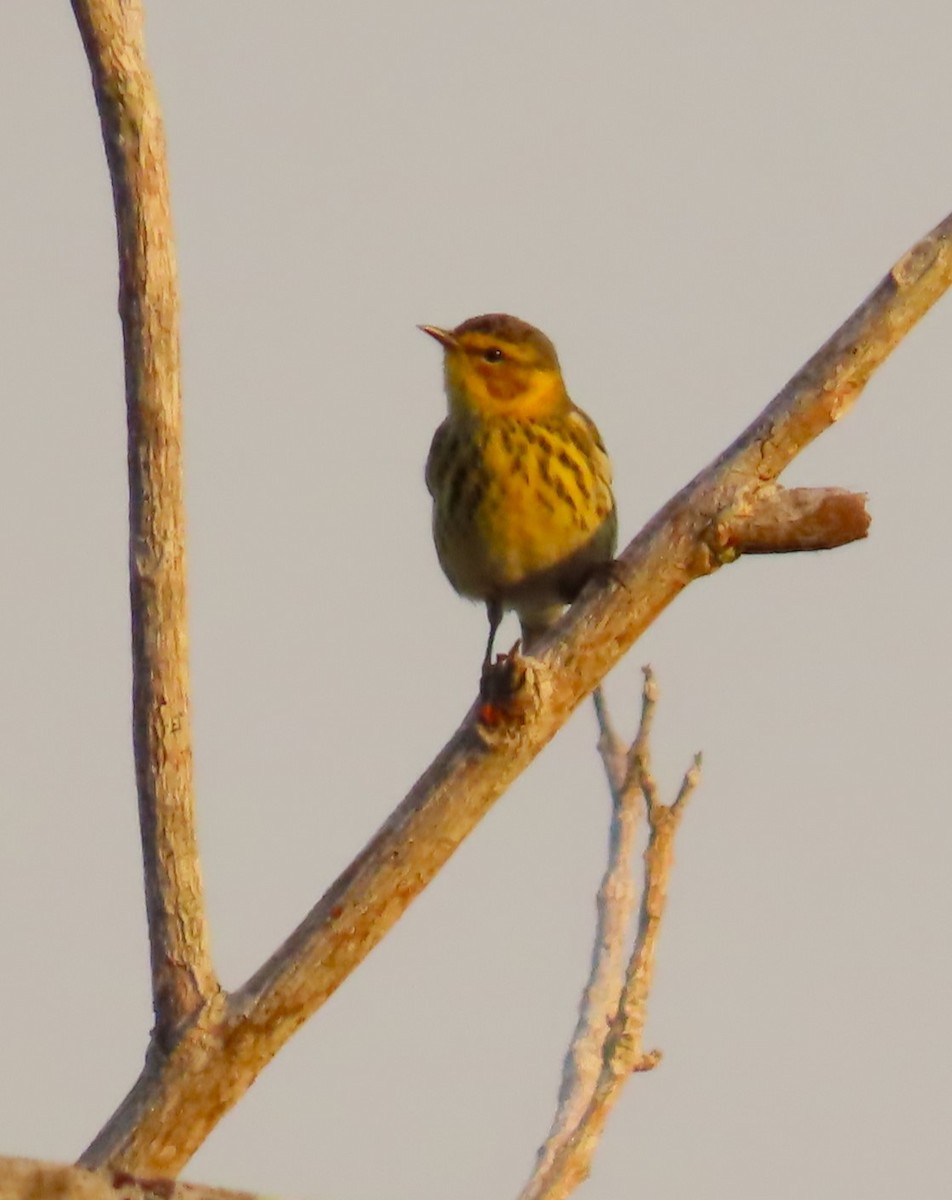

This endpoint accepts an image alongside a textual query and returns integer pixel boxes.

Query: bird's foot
[478,641,529,726]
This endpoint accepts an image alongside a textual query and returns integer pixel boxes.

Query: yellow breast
[426,410,615,603]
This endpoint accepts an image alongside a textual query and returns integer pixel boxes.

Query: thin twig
[70,0,216,1044]
[523,708,702,1200]
[592,686,626,797]
[525,675,656,1186]
[614,754,701,1068]
[627,668,659,806]
[673,755,703,812]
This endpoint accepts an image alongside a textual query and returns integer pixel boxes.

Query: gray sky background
[2,4,951,1198]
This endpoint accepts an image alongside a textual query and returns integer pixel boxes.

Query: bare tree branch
[713,485,870,554]
[78,170,952,1169]
[70,0,216,1043]
[0,1157,258,1200]
[522,682,701,1200]
[523,674,656,1189]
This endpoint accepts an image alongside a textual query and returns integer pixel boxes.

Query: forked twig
[526,681,650,1181]
[521,671,700,1200]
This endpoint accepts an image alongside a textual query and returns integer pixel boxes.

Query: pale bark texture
[71,0,217,1045]
[520,673,694,1197]
[521,674,700,1200]
[713,485,870,555]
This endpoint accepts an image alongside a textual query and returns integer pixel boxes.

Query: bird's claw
[478,643,528,725]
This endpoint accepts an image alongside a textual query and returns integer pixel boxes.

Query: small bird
[422,313,617,670]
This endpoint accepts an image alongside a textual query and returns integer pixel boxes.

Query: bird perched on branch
[422,313,617,672]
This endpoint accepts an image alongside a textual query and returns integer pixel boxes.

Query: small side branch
[521,672,700,1200]
[525,683,649,1176]
[711,486,870,556]
[71,0,216,1041]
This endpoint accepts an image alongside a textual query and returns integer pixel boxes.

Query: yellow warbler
[422,313,617,668]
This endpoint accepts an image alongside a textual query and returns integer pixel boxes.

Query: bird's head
[420,313,569,420]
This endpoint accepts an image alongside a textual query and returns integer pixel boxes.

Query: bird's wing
[424,417,454,498]
[566,406,613,489]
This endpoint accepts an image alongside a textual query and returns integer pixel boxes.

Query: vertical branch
[71,0,216,1042]
[521,677,700,1200]
[525,686,645,1183]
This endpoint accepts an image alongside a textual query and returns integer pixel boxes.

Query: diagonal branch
[78,204,952,1174]
[71,0,217,1044]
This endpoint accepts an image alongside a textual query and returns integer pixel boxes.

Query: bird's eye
[482,347,504,363]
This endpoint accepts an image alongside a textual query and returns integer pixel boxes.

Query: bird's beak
[418,324,458,350]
